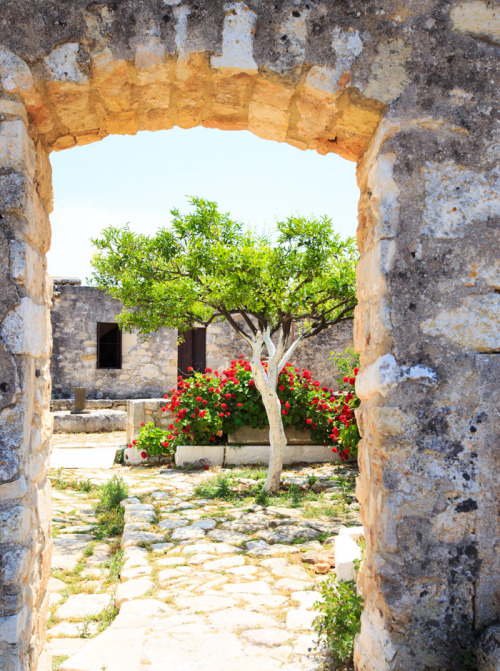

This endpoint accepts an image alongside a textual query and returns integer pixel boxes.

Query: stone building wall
[0,2,498,670]
[51,284,353,399]
[50,283,178,399]
[206,319,353,388]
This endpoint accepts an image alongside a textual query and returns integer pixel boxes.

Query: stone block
[285,609,316,631]
[1,297,50,358]
[225,444,338,465]
[175,445,224,467]
[115,578,154,606]
[52,410,126,433]
[0,118,35,177]
[0,611,26,643]
[0,506,30,544]
[335,534,362,582]
[56,594,112,620]
[228,425,314,445]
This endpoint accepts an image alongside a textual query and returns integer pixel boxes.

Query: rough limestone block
[225,445,270,465]
[52,410,126,433]
[228,426,314,445]
[56,594,112,620]
[335,534,362,582]
[115,578,154,607]
[225,444,338,465]
[175,445,224,467]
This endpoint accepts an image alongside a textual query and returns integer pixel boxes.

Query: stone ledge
[173,444,338,467]
[53,410,126,433]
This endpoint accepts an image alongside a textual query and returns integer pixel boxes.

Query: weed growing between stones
[313,576,363,670]
[50,468,97,493]
[192,467,358,518]
[94,476,128,538]
[78,601,119,637]
[103,551,124,585]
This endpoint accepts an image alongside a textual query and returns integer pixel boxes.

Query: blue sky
[47,127,359,283]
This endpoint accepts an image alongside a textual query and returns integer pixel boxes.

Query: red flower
[202,399,208,405]
[279,385,285,391]
[354,367,359,375]
[140,422,145,427]
[188,366,193,372]
[164,394,168,399]
[128,443,132,448]
[203,465,210,470]
[237,403,242,407]
[306,418,312,425]
[225,393,232,399]
[285,402,290,409]
[140,451,147,459]
[219,412,224,417]
[349,378,355,385]
[226,412,231,417]
[210,436,215,442]
[282,409,288,415]
[196,396,202,402]
[332,447,338,453]
[343,376,349,383]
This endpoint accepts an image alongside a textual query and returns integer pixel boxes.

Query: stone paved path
[48,461,360,671]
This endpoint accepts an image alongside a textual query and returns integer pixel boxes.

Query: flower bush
[131,421,173,461]
[138,354,361,461]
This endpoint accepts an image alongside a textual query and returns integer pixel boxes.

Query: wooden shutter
[191,328,206,373]
[177,328,206,378]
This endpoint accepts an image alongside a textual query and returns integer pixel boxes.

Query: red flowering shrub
[160,355,360,462]
[135,422,173,460]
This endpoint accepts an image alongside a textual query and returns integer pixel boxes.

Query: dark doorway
[177,328,206,378]
[97,322,122,369]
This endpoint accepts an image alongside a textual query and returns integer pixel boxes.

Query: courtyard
[48,431,360,671]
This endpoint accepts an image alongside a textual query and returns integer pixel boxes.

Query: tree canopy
[90,196,358,348]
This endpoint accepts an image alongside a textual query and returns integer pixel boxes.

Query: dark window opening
[177,328,206,378]
[97,322,122,369]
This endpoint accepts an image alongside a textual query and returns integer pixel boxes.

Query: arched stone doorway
[0,2,498,670]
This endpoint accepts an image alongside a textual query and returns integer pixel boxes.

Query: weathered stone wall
[206,319,353,388]
[0,2,498,670]
[51,284,178,399]
[0,104,52,670]
[51,285,352,398]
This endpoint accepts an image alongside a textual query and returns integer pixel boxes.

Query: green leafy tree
[90,197,357,492]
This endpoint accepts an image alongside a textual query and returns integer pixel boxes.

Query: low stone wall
[229,426,314,445]
[52,410,126,433]
[175,444,338,467]
[51,398,128,412]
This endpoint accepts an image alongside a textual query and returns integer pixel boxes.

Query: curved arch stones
[0,1,499,669]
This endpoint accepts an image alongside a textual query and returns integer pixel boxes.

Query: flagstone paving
[48,459,360,671]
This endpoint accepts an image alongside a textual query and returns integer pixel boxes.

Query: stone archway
[0,2,498,670]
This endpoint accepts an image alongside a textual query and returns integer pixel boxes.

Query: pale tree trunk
[248,326,303,493]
